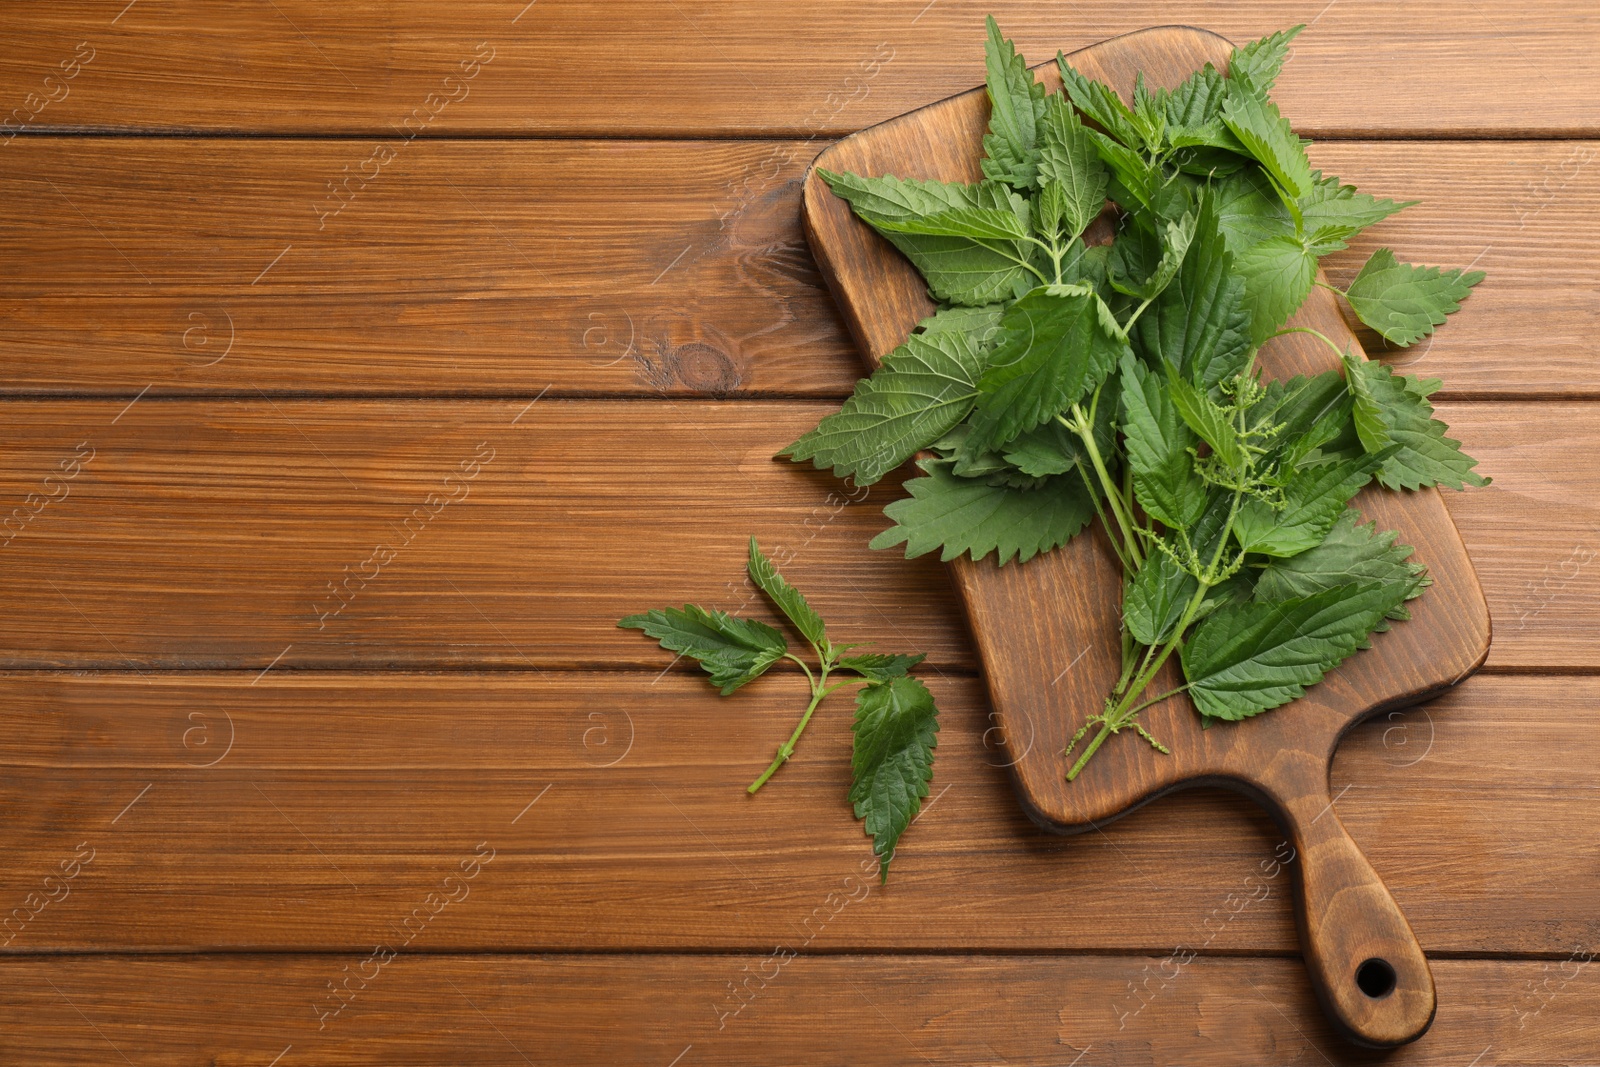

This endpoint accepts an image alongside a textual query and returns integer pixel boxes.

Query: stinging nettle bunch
[785,20,1488,778]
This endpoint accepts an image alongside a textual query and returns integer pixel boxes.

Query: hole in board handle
[1356,957,1398,999]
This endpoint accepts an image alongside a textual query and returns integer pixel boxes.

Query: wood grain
[1,139,1591,396]
[802,26,1491,1045]
[0,398,1581,671]
[2,954,1597,1066]
[0,672,1594,957]
[3,1,1599,137]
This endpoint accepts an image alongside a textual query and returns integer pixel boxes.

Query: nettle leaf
[1109,211,1197,302]
[1168,374,1244,469]
[817,170,1034,306]
[1255,509,1428,627]
[1125,549,1198,646]
[618,605,786,695]
[1254,370,1357,468]
[1343,354,1488,490]
[747,537,828,651]
[1301,174,1413,248]
[981,16,1048,189]
[870,459,1094,565]
[1120,356,1206,530]
[1058,56,1145,148]
[1081,126,1160,214]
[1343,247,1484,346]
[1136,195,1253,388]
[1165,63,1228,128]
[1227,25,1304,94]
[839,652,927,682]
[1221,83,1312,203]
[1236,234,1317,345]
[1036,94,1109,239]
[1000,373,1120,477]
[850,675,940,882]
[1233,451,1382,558]
[781,307,991,485]
[1212,168,1292,255]
[967,285,1125,451]
[1181,582,1406,721]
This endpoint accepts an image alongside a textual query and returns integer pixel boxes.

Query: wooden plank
[3,954,1597,1065]
[0,672,1594,954]
[0,139,1595,397]
[0,138,854,396]
[3,2,1599,137]
[0,399,1580,670]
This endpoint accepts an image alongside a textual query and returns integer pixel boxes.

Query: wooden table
[1,3,1596,1063]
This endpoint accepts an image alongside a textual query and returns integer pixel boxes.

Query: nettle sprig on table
[622,540,939,881]
[784,20,1488,779]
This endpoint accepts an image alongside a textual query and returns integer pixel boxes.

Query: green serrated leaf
[618,605,787,695]
[1343,247,1484,347]
[1181,581,1407,721]
[839,652,927,682]
[1109,211,1197,302]
[1301,173,1413,248]
[1135,193,1253,388]
[1168,373,1244,469]
[870,459,1094,565]
[1233,451,1382,558]
[1236,233,1317,345]
[1342,354,1488,490]
[1036,94,1109,239]
[1081,125,1160,213]
[1058,56,1145,148]
[1125,549,1198,646]
[747,537,828,652]
[1255,509,1428,627]
[980,16,1048,190]
[1220,83,1312,203]
[1164,63,1228,128]
[967,285,1126,451]
[817,170,1036,306]
[1227,26,1304,94]
[1212,168,1293,255]
[850,676,940,882]
[781,306,990,485]
[1120,355,1206,530]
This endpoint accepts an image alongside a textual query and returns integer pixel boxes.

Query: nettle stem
[748,663,853,794]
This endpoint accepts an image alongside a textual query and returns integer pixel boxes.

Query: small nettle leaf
[1220,82,1313,203]
[967,285,1125,451]
[1343,247,1485,346]
[1300,173,1414,247]
[1058,55,1145,148]
[1255,509,1428,627]
[1227,25,1304,94]
[1212,168,1293,255]
[1135,194,1253,388]
[1181,581,1407,721]
[1125,549,1198,646]
[1232,451,1383,558]
[870,459,1095,565]
[1164,63,1228,128]
[1343,354,1489,490]
[1081,125,1160,214]
[1236,233,1317,345]
[747,537,829,652]
[618,605,787,695]
[1036,94,1110,239]
[981,16,1049,190]
[1120,355,1206,530]
[817,170,1036,306]
[780,306,991,485]
[850,676,940,882]
[839,652,927,682]
[1108,210,1197,302]
[1168,373,1245,469]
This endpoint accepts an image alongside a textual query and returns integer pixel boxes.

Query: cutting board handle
[1250,758,1437,1048]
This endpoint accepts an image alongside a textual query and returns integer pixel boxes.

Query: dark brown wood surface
[802,26,1491,1048]
[2,2,1598,1063]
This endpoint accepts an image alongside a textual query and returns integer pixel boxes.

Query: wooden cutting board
[801,26,1491,1049]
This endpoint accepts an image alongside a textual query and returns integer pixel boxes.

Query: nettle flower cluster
[786,21,1487,777]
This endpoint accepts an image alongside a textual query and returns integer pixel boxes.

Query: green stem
[1063,407,1143,568]
[748,668,851,794]
[1074,460,1131,574]
[1268,325,1348,361]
